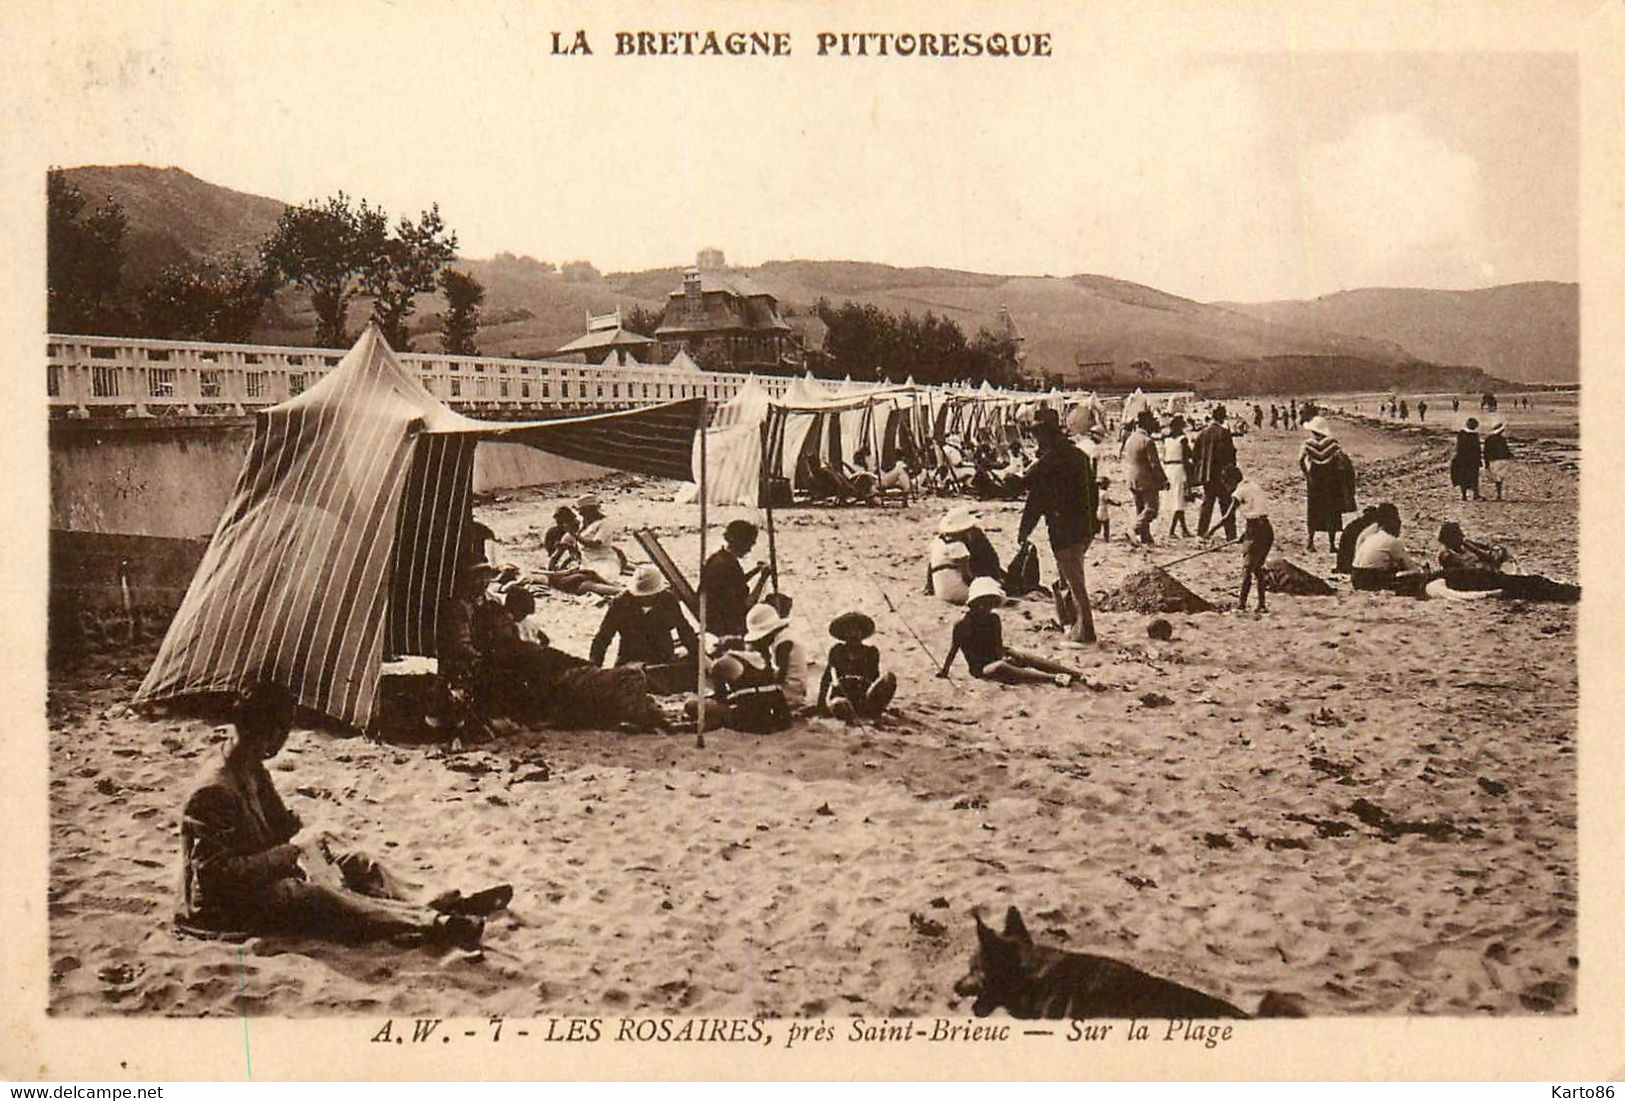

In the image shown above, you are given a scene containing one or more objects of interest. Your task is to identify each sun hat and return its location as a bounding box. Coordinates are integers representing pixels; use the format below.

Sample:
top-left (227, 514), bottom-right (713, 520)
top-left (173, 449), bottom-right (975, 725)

top-left (829, 611), bottom-right (876, 641)
top-left (575, 494), bottom-right (602, 511)
top-left (1489, 419), bottom-right (1506, 433)
top-left (938, 507), bottom-right (978, 535)
top-left (744, 603), bottom-right (790, 642)
top-left (967, 577), bottom-right (1006, 606)
top-left (629, 564), bottom-right (667, 598)
top-left (1302, 416), bottom-right (1332, 437)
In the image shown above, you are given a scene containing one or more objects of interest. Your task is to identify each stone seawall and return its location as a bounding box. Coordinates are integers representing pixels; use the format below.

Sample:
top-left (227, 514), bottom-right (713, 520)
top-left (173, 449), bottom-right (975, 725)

top-left (48, 418), bottom-right (614, 661)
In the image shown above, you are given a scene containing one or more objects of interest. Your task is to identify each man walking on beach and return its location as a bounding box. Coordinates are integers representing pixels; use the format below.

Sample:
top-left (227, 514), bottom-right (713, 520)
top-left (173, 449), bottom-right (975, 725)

top-left (1018, 411), bottom-right (1098, 645)
top-left (1123, 411), bottom-right (1165, 546)
top-left (1192, 405), bottom-right (1238, 540)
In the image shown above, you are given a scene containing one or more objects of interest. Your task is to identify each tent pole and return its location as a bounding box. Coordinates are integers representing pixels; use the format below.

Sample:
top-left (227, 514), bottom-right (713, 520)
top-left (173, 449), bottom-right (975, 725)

top-left (763, 410), bottom-right (782, 598)
top-left (696, 397), bottom-right (709, 749)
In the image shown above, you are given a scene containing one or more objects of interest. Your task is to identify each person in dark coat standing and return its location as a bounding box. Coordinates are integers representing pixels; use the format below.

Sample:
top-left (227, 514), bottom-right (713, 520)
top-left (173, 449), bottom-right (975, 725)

top-left (1017, 414), bottom-right (1098, 645)
top-left (1192, 406), bottom-right (1238, 540)
top-left (1297, 417), bottom-right (1356, 553)
top-left (1451, 417), bottom-right (1484, 501)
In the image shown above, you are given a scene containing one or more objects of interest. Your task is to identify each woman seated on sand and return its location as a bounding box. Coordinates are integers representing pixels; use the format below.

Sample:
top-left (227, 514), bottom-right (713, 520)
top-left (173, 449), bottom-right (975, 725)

top-left (938, 578), bottom-right (1083, 687)
top-left (177, 684), bottom-right (508, 948)
top-left (926, 508), bottom-right (1004, 603)
top-left (817, 611), bottom-right (898, 722)
top-left (1435, 522), bottom-right (1580, 603)
top-left (1349, 506), bottom-right (1429, 596)
top-left (542, 505), bottom-right (624, 598)
top-left (692, 603), bottom-right (810, 733)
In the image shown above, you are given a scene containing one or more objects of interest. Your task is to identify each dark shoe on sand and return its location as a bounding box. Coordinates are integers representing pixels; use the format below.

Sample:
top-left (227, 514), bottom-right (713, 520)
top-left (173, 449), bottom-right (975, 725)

top-left (431, 913), bottom-right (485, 950)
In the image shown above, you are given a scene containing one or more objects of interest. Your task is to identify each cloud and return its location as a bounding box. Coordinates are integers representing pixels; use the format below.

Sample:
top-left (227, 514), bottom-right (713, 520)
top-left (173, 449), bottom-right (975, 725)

top-left (1299, 112), bottom-right (1488, 291)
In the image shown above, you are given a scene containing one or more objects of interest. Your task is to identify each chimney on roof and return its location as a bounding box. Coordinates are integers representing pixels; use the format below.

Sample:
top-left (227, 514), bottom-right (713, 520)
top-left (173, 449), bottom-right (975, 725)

top-left (683, 266), bottom-right (704, 322)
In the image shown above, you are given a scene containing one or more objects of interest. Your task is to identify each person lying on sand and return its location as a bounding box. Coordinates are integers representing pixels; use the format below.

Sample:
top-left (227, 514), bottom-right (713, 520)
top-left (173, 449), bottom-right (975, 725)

top-left (441, 557), bottom-right (668, 731)
top-left (939, 578), bottom-right (1083, 687)
top-left (1435, 522), bottom-right (1580, 603)
top-left (818, 611), bottom-right (898, 722)
top-left (177, 684), bottom-right (507, 948)
top-left (589, 565), bottom-right (700, 694)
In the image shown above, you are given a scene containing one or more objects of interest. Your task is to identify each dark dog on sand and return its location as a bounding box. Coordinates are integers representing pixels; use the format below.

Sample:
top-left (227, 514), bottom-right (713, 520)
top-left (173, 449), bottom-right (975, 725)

top-left (955, 906), bottom-right (1307, 1019)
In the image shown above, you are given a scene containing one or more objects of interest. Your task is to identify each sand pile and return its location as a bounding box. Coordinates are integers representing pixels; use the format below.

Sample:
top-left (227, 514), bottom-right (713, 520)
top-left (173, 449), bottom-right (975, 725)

top-left (1096, 567), bottom-right (1215, 614)
top-left (1262, 557), bottom-right (1336, 596)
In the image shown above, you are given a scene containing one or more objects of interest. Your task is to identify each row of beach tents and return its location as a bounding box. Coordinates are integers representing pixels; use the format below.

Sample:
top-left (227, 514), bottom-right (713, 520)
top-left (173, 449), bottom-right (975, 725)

top-left (133, 326), bottom-right (1196, 730)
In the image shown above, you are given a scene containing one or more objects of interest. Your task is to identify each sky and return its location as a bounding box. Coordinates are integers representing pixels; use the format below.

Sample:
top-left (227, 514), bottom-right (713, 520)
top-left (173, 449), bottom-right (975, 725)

top-left (33, 2), bottom-right (1580, 303)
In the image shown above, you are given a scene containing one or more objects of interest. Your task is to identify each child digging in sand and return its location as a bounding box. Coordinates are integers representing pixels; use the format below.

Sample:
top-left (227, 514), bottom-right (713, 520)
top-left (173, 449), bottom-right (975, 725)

top-left (938, 578), bottom-right (1083, 687)
top-left (818, 611), bottom-right (898, 722)
top-left (1209, 464), bottom-right (1275, 614)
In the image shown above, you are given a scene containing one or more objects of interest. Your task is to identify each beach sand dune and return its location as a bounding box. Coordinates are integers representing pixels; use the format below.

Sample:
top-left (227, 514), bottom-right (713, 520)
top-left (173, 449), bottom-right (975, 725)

top-left (48, 417), bottom-right (1577, 1018)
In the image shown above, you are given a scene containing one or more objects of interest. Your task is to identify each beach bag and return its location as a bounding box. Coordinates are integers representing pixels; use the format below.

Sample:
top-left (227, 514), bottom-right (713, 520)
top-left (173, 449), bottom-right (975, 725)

top-left (763, 476), bottom-right (793, 508)
top-left (1005, 543), bottom-right (1042, 596)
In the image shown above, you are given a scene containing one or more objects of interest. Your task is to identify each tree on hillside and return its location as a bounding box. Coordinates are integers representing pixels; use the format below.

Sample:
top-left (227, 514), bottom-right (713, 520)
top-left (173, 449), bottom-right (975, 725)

top-left (622, 303), bottom-right (663, 337)
top-left (439, 267), bottom-right (484, 356)
top-left (561, 260), bottom-right (601, 283)
top-left (47, 171), bottom-right (130, 334)
top-left (1131, 358), bottom-right (1154, 382)
top-left (260, 192), bottom-right (388, 348)
top-left (362, 205), bottom-right (458, 351)
top-left (138, 253), bottom-right (277, 341)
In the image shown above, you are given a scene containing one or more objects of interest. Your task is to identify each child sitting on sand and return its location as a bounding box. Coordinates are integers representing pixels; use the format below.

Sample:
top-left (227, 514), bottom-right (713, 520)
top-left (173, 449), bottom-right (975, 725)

top-left (818, 611), bottom-right (898, 722)
top-left (938, 578), bottom-right (1083, 687)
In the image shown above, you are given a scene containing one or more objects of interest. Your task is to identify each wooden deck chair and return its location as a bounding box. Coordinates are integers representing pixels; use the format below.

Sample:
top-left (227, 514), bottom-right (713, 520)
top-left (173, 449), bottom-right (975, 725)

top-left (632, 529), bottom-right (700, 619)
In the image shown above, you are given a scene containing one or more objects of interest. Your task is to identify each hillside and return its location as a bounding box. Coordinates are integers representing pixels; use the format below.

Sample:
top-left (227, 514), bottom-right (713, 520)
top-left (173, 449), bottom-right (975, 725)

top-left (1218, 283), bottom-right (1578, 384)
top-left (52, 164), bottom-right (1565, 393)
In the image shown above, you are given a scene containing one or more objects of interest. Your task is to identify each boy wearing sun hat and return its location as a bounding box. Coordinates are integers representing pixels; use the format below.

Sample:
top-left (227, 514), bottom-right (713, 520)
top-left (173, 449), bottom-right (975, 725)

top-left (818, 611), bottom-right (898, 722)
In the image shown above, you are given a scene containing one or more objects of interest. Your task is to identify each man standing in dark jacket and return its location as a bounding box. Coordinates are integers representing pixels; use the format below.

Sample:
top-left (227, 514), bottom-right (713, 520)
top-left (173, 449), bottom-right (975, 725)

top-left (1192, 406), bottom-right (1239, 540)
top-left (1017, 414), bottom-right (1098, 644)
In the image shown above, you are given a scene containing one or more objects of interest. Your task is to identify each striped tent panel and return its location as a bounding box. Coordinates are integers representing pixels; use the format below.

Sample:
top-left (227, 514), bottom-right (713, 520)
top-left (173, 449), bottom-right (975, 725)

top-left (387, 434), bottom-right (477, 659)
top-left (136, 329), bottom-right (426, 728)
top-left (135, 327), bottom-right (708, 731)
top-left (482, 397), bottom-right (705, 482)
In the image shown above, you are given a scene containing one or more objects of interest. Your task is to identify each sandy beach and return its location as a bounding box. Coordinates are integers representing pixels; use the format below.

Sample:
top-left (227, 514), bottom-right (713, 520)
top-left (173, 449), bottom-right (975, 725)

top-left (47, 409), bottom-right (1579, 1018)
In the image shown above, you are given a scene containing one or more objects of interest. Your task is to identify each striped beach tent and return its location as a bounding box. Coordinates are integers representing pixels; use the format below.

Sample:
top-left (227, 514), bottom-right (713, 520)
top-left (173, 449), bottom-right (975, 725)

top-left (135, 325), bottom-right (705, 730)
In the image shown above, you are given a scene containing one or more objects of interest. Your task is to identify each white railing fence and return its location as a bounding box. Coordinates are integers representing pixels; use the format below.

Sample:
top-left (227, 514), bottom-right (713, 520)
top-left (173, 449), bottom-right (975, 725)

top-left (45, 333), bottom-right (1101, 421)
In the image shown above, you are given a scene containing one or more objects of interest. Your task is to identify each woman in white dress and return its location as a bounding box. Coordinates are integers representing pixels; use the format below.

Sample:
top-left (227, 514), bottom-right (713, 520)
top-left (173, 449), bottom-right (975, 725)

top-left (1159, 414), bottom-right (1192, 539)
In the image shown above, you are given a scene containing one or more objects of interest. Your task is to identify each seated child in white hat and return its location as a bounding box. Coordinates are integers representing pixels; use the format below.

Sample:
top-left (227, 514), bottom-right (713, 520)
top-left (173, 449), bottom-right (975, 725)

top-left (939, 578), bottom-right (1083, 687)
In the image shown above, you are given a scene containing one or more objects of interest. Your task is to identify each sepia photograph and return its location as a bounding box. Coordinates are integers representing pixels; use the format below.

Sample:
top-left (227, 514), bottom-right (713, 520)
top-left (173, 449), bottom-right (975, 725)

top-left (5, 0), bottom-right (1623, 1083)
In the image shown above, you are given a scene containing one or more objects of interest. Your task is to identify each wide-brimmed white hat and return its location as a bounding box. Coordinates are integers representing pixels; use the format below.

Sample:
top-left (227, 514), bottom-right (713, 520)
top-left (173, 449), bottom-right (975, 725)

top-left (1303, 416), bottom-right (1333, 437)
top-left (938, 507), bottom-right (978, 535)
top-left (629, 563), bottom-right (667, 598)
top-left (744, 603), bottom-right (790, 641)
top-left (1489, 419), bottom-right (1506, 433)
top-left (575, 494), bottom-right (602, 511)
top-left (967, 577), bottom-right (1006, 606)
